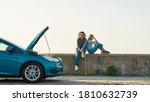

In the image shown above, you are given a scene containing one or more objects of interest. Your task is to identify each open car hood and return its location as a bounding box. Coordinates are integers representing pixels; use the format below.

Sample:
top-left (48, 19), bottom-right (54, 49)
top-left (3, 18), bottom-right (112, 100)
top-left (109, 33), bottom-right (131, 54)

top-left (26, 26), bottom-right (49, 51)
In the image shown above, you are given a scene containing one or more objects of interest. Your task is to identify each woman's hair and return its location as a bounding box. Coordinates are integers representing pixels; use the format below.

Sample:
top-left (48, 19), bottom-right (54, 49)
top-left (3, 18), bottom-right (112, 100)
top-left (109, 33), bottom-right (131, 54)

top-left (78, 31), bottom-right (86, 39)
top-left (88, 34), bottom-right (94, 40)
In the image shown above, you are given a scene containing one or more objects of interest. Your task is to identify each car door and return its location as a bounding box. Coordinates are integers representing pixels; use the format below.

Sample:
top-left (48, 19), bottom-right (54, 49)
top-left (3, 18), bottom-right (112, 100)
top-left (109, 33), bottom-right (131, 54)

top-left (0, 41), bottom-right (17, 75)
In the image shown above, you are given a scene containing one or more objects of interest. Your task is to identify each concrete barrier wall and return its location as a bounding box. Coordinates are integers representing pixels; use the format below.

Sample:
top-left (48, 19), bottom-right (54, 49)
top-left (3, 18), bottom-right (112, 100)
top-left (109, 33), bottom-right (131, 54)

top-left (44, 54), bottom-right (150, 76)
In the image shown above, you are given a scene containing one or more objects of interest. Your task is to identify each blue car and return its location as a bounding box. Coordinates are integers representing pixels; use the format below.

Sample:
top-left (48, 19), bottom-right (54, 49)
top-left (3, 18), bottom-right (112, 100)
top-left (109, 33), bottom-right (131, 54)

top-left (0, 26), bottom-right (63, 83)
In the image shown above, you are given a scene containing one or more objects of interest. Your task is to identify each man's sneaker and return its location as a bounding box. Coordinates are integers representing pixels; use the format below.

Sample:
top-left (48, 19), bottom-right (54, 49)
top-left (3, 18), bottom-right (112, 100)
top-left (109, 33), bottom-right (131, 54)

top-left (74, 65), bottom-right (79, 70)
top-left (81, 52), bottom-right (85, 58)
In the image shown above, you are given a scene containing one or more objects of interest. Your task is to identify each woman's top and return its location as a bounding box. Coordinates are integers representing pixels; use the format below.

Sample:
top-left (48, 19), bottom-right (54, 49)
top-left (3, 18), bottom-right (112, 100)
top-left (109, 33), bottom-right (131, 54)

top-left (77, 38), bottom-right (87, 50)
top-left (87, 40), bottom-right (93, 50)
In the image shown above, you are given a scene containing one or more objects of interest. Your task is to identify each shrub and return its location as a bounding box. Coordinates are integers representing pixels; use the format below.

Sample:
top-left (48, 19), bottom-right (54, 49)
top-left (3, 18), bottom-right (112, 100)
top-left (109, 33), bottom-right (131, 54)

top-left (95, 68), bottom-right (102, 75)
top-left (107, 65), bottom-right (118, 76)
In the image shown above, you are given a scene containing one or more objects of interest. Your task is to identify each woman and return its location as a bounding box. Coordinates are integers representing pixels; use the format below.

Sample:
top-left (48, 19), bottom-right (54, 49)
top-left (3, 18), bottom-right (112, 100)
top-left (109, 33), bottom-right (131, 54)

top-left (74, 31), bottom-right (87, 70)
top-left (87, 34), bottom-right (110, 54)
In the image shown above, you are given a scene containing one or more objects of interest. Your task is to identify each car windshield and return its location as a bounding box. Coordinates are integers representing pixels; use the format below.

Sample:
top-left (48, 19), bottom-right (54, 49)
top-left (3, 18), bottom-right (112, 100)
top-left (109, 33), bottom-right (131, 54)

top-left (0, 42), bottom-right (8, 51)
top-left (0, 37), bottom-right (26, 50)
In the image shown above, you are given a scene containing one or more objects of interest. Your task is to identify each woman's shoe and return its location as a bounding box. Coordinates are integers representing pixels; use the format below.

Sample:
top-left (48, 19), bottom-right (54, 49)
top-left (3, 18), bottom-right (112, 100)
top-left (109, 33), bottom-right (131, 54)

top-left (105, 51), bottom-right (110, 53)
top-left (102, 50), bottom-right (110, 54)
top-left (81, 53), bottom-right (85, 58)
top-left (74, 65), bottom-right (79, 70)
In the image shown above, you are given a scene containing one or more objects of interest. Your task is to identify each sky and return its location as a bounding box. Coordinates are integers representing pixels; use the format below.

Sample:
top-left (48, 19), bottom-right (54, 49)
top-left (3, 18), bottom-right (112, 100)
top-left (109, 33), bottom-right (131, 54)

top-left (0, 0), bottom-right (150, 54)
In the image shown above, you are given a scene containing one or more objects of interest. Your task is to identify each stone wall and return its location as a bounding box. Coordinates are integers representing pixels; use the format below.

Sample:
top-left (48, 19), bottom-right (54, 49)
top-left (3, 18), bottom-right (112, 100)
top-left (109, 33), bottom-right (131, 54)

top-left (44, 54), bottom-right (150, 76)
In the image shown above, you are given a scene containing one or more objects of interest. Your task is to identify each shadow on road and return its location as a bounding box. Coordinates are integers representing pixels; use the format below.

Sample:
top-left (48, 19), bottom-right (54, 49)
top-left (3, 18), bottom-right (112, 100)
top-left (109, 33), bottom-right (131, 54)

top-left (0, 78), bottom-right (87, 85)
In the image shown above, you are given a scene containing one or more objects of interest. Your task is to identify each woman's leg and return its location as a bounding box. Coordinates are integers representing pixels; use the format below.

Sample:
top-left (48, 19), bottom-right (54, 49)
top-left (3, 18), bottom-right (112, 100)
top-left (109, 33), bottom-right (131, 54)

top-left (99, 48), bottom-right (105, 53)
top-left (89, 42), bottom-right (103, 54)
top-left (75, 48), bottom-right (80, 68)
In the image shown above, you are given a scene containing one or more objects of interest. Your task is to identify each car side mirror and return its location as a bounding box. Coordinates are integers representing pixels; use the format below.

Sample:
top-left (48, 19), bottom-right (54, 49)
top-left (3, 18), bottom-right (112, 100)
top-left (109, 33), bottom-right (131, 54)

top-left (6, 46), bottom-right (14, 53)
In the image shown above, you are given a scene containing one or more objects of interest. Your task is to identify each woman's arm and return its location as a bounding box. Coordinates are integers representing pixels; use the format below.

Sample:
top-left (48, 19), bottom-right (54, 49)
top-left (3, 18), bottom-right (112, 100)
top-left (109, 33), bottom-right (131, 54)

top-left (77, 39), bottom-right (86, 52)
top-left (93, 36), bottom-right (98, 42)
top-left (90, 35), bottom-right (98, 44)
top-left (81, 39), bottom-right (87, 52)
top-left (92, 41), bottom-right (97, 44)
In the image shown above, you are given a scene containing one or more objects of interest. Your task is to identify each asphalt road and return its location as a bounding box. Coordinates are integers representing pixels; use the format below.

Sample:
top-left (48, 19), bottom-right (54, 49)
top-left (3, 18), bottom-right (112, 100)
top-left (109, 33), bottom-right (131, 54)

top-left (0, 76), bottom-right (150, 85)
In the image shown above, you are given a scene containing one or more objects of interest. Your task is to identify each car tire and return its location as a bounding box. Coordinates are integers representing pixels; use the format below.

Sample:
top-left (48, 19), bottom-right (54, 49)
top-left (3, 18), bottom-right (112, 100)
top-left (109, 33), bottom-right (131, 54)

top-left (21, 62), bottom-right (44, 83)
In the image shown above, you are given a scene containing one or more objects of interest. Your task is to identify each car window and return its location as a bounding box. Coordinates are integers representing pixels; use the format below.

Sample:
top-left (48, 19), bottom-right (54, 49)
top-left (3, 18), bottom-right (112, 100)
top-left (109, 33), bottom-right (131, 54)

top-left (0, 42), bottom-right (9, 51)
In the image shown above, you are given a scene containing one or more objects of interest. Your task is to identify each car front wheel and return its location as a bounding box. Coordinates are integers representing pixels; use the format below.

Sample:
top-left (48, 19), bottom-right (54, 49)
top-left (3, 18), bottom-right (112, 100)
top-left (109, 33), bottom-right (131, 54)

top-left (21, 62), bottom-right (44, 83)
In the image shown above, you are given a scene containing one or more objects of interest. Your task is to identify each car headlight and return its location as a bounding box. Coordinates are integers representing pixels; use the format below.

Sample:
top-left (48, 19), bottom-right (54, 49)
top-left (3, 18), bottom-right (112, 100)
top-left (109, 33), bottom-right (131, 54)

top-left (43, 56), bottom-right (60, 62)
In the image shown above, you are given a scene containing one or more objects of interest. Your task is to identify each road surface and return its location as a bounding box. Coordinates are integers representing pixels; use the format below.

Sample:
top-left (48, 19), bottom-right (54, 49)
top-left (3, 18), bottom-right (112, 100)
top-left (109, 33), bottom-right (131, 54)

top-left (0, 76), bottom-right (150, 85)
